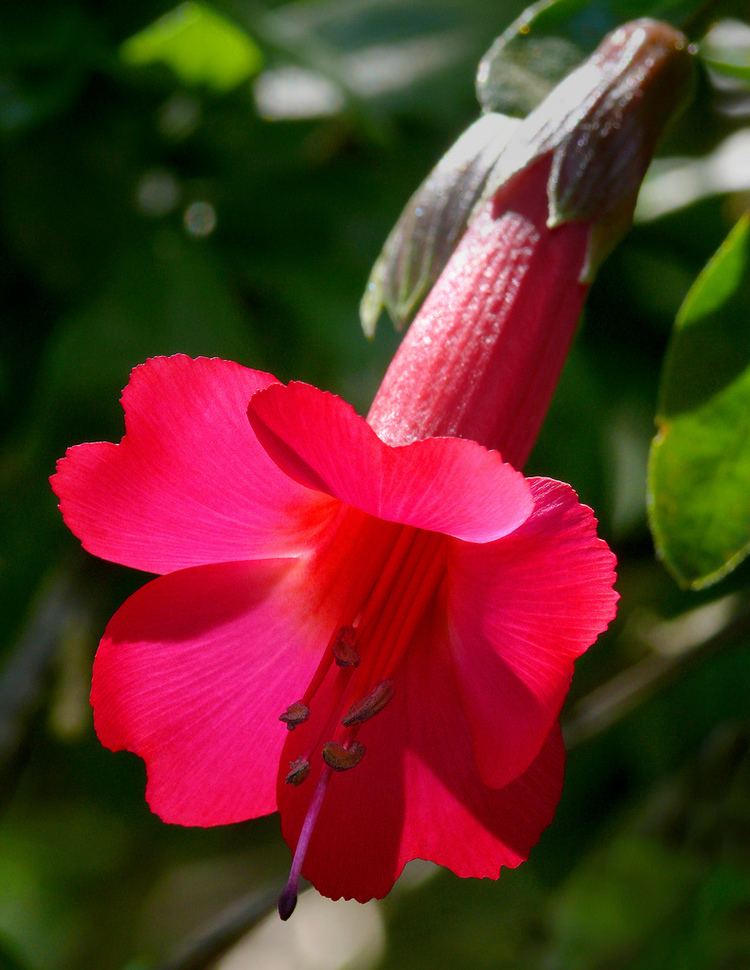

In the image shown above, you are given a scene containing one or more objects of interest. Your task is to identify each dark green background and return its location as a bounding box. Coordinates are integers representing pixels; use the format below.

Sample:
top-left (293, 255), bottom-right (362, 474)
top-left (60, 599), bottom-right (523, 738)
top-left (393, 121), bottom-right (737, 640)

top-left (1, 2), bottom-right (749, 968)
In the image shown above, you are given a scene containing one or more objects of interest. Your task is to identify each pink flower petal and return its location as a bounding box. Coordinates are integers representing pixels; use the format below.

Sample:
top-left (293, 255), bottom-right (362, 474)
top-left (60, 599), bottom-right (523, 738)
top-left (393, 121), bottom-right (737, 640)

top-left (52, 356), bottom-right (334, 575)
top-left (277, 616), bottom-right (564, 902)
top-left (248, 382), bottom-right (532, 543)
top-left (92, 558), bottom-right (338, 825)
top-left (447, 477), bottom-right (618, 789)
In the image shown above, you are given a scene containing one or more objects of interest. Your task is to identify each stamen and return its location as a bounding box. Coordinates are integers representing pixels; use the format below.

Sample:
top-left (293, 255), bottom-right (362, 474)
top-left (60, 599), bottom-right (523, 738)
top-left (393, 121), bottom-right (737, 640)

top-left (285, 757), bottom-right (311, 786)
top-left (278, 772), bottom-right (329, 920)
top-left (342, 680), bottom-right (394, 726)
top-left (354, 532), bottom-right (445, 688)
top-left (333, 625), bottom-right (360, 667)
top-left (322, 740), bottom-right (366, 771)
top-left (279, 700), bottom-right (310, 730)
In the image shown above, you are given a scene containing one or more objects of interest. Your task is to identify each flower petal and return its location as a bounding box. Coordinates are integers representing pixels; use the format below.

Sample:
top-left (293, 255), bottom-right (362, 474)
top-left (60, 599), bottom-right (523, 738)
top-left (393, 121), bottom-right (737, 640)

top-left (52, 356), bottom-right (334, 574)
top-left (248, 382), bottom-right (532, 543)
top-left (447, 477), bottom-right (617, 789)
top-left (92, 558), bottom-right (337, 825)
top-left (277, 614), bottom-right (564, 902)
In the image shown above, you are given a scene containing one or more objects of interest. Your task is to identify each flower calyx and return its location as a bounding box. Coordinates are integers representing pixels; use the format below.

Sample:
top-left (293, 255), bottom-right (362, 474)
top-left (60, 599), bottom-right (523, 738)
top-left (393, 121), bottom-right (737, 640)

top-left (360, 18), bottom-right (694, 335)
top-left (486, 19), bottom-right (694, 280)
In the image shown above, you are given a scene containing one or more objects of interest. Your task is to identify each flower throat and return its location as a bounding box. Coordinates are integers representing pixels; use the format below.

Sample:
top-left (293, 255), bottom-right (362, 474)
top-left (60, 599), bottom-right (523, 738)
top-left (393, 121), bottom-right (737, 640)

top-left (276, 515), bottom-right (445, 918)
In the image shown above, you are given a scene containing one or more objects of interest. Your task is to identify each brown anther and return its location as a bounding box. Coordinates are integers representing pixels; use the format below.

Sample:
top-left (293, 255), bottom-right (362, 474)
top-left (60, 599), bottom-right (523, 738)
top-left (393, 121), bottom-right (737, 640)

top-left (285, 757), bottom-right (311, 786)
top-left (342, 680), bottom-right (395, 727)
top-left (333, 625), bottom-right (360, 667)
top-left (322, 740), bottom-right (366, 772)
top-left (279, 701), bottom-right (310, 730)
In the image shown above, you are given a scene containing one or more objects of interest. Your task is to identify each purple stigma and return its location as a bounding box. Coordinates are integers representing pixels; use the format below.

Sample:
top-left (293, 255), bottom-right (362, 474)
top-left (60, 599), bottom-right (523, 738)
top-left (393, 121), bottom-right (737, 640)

top-left (277, 884), bottom-right (298, 921)
top-left (276, 771), bottom-right (329, 920)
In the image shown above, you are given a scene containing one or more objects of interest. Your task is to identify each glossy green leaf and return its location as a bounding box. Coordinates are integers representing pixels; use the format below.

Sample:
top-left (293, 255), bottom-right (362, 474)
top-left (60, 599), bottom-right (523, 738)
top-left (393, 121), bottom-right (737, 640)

top-left (649, 213), bottom-right (750, 588)
top-left (120, 1), bottom-right (262, 91)
top-left (476, 0), bottom-right (698, 116)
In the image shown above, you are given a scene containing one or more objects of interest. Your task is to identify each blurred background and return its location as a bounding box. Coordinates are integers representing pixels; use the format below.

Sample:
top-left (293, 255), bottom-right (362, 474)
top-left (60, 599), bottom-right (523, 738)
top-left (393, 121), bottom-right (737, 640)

top-left (1, 1), bottom-right (749, 968)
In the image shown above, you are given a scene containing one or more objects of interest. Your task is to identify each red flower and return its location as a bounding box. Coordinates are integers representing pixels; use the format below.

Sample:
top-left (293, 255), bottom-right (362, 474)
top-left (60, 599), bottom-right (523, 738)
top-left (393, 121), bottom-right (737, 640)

top-left (46, 16), bottom-right (701, 918)
top-left (51, 347), bottom-right (616, 911)
top-left (52, 18), bottom-right (704, 911)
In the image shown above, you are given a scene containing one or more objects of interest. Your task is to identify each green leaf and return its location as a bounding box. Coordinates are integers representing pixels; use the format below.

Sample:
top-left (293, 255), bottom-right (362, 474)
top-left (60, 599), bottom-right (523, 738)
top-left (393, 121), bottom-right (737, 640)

top-left (648, 213), bottom-right (750, 588)
top-left (636, 131), bottom-right (750, 223)
top-left (120, 1), bottom-right (262, 92)
top-left (701, 18), bottom-right (750, 83)
top-left (476, 0), bottom-right (699, 116)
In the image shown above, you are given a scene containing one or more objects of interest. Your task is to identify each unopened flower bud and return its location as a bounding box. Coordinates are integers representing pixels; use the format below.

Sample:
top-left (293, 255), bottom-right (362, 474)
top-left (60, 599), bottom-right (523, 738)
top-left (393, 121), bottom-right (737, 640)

top-left (362, 18), bottom-right (694, 337)
top-left (367, 19), bottom-right (693, 465)
top-left (504, 19), bottom-right (695, 277)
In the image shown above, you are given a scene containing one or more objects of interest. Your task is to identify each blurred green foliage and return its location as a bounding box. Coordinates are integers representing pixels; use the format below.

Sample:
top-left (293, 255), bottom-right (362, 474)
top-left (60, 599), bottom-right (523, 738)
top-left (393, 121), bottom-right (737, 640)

top-left (121, 3), bottom-right (263, 92)
top-left (0, 1), bottom-right (749, 968)
top-left (475, 0), bottom-right (698, 116)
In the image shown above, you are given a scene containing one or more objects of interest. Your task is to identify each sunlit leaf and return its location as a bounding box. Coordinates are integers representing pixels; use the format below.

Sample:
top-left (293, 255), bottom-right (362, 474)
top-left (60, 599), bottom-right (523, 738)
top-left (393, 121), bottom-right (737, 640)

top-left (120, 1), bottom-right (262, 91)
top-left (649, 213), bottom-right (750, 588)
top-left (253, 65), bottom-right (346, 120)
top-left (701, 18), bottom-right (750, 83)
top-left (476, 0), bottom-right (698, 117)
top-left (636, 130), bottom-right (750, 222)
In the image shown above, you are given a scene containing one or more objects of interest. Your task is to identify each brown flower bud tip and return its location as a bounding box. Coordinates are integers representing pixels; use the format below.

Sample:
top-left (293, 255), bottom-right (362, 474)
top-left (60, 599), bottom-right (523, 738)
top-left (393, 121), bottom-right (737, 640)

top-left (548, 19), bottom-right (694, 232)
top-left (285, 757), bottom-right (311, 786)
top-left (342, 680), bottom-right (395, 726)
top-left (279, 700), bottom-right (310, 730)
top-left (474, 18), bottom-right (695, 282)
top-left (333, 625), bottom-right (360, 667)
top-left (322, 740), bottom-right (366, 772)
